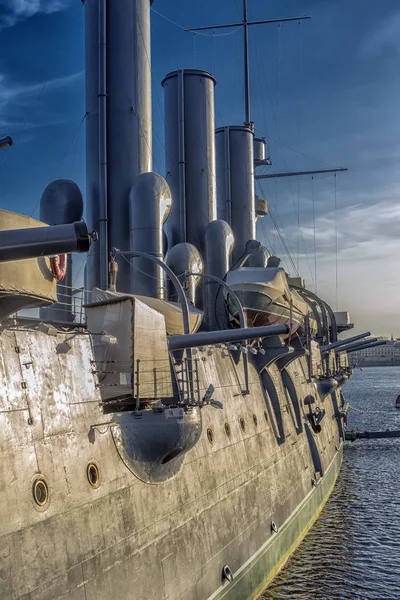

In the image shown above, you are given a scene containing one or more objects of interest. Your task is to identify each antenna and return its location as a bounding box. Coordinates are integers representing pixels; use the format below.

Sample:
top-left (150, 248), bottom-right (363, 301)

top-left (186, 4), bottom-right (310, 129)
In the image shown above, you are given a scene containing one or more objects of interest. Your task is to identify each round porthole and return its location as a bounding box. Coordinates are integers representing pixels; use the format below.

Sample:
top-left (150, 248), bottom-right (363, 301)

top-left (264, 411), bottom-right (269, 423)
top-left (271, 520), bottom-right (278, 533)
top-left (207, 427), bottom-right (214, 445)
top-left (87, 462), bottom-right (100, 488)
top-left (224, 422), bottom-right (231, 438)
top-left (222, 564), bottom-right (233, 582)
top-left (32, 478), bottom-right (48, 506)
top-left (239, 417), bottom-right (246, 432)
top-left (253, 414), bottom-right (258, 427)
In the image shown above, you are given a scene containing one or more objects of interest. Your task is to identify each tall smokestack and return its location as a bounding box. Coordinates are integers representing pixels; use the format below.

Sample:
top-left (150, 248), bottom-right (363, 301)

top-left (162, 69), bottom-right (217, 255)
top-left (216, 126), bottom-right (255, 264)
top-left (85, 0), bottom-right (152, 293)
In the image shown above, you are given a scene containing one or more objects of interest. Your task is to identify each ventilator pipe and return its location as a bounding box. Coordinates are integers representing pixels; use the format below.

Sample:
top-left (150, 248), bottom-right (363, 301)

top-left (203, 219), bottom-right (234, 330)
top-left (112, 248), bottom-right (190, 335)
top-left (129, 173), bottom-right (172, 298)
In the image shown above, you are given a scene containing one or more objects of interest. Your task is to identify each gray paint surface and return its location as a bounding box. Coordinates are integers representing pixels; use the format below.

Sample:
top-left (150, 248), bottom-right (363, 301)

top-left (0, 324), bottom-right (346, 600)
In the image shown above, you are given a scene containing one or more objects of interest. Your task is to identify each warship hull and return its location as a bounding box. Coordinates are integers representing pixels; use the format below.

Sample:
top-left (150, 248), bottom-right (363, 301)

top-left (0, 326), bottom-right (345, 600)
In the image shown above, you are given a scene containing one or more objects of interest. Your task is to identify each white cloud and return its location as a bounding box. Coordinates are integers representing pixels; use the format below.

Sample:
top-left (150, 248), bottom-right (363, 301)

top-left (0, 0), bottom-right (71, 28)
top-left (0, 70), bottom-right (83, 131)
top-left (0, 70), bottom-right (83, 104)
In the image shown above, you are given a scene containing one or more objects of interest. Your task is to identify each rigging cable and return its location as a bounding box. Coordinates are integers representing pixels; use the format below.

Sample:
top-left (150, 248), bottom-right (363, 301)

top-left (252, 28), bottom-right (315, 286)
top-left (193, 32), bottom-right (197, 68)
top-left (291, 0), bottom-right (308, 16)
top-left (277, 24), bottom-right (281, 140)
top-left (151, 8), bottom-right (243, 37)
top-left (213, 29), bottom-right (217, 76)
top-left (30, 112), bottom-right (87, 217)
top-left (312, 176), bottom-right (317, 294)
top-left (296, 22), bottom-right (303, 270)
top-left (253, 27), bottom-right (298, 273)
top-left (68, 119), bottom-right (84, 179)
top-left (334, 173), bottom-right (339, 311)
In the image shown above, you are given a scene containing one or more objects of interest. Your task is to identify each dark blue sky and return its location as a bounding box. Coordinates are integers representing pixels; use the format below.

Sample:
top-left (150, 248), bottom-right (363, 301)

top-left (0, 0), bottom-right (399, 335)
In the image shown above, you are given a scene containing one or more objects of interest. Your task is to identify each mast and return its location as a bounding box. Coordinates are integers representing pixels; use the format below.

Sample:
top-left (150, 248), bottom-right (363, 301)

top-left (243, 0), bottom-right (251, 128)
top-left (187, 12), bottom-right (310, 129)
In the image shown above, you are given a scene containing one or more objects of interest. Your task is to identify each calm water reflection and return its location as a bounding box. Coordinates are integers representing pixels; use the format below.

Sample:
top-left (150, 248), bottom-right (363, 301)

top-left (260, 367), bottom-right (400, 600)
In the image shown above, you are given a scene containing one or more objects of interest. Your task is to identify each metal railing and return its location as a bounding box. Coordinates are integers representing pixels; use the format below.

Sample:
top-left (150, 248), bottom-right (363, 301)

top-left (16, 283), bottom-right (90, 326)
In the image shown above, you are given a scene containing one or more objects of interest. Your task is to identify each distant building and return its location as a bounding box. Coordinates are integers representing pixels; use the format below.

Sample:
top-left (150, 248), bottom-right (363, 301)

top-left (349, 339), bottom-right (400, 367)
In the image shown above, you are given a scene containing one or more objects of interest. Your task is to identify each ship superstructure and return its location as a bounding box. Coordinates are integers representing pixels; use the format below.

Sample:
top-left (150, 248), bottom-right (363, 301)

top-left (0, 2), bottom-right (379, 599)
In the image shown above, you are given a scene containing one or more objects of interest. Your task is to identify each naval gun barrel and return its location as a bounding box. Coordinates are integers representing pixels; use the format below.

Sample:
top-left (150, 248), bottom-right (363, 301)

top-left (346, 429), bottom-right (400, 441)
top-left (0, 221), bottom-right (93, 263)
top-left (344, 340), bottom-right (387, 354)
top-left (168, 324), bottom-right (289, 351)
top-left (320, 331), bottom-right (371, 352)
top-left (334, 337), bottom-right (377, 353)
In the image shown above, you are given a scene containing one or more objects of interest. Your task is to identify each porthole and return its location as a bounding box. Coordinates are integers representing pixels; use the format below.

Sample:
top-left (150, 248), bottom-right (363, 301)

top-left (264, 411), bottom-right (269, 423)
top-left (32, 478), bottom-right (48, 506)
top-left (253, 414), bottom-right (258, 427)
top-left (207, 427), bottom-right (214, 445)
top-left (87, 462), bottom-right (100, 488)
top-left (239, 417), bottom-right (246, 432)
top-left (224, 422), bottom-right (231, 438)
top-left (222, 564), bottom-right (234, 582)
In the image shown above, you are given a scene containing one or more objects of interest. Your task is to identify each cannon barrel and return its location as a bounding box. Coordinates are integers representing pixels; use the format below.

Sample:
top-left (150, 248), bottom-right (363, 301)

top-left (0, 221), bottom-right (92, 263)
top-left (344, 340), bottom-right (387, 354)
top-left (334, 337), bottom-right (377, 353)
top-left (320, 331), bottom-right (370, 352)
top-left (168, 324), bottom-right (289, 351)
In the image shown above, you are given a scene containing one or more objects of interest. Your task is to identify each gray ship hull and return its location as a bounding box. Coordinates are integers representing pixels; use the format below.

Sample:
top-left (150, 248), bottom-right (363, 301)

top-left (0, 326), bottom-right (345, 600)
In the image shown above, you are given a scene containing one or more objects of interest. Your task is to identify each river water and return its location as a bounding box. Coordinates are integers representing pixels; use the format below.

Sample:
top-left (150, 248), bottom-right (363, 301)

top-left (260, 366), bottom-right (400, 600)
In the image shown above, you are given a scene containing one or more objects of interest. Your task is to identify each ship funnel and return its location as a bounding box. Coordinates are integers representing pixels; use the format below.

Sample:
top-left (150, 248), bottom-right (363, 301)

top-left (85, 0), bottom-right (152, 293)
top-left (204, 220), bottom-right (234, 330)
top-left (129, 173), bottom-right (172, 299)
top-left (162, 69), bottom-right (217, 253)
top-left (165, 243), bottom-right (203, 305)
top-left (216, 126), bottom-right (256, 263)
